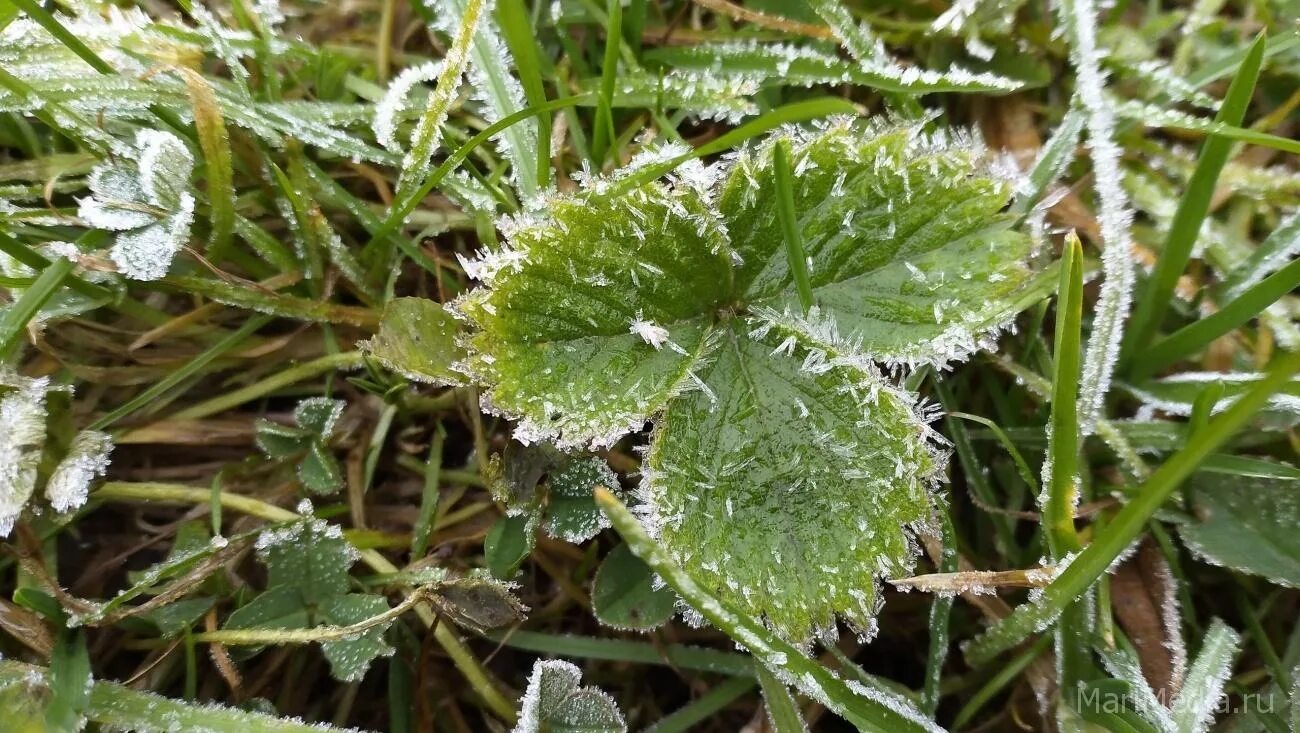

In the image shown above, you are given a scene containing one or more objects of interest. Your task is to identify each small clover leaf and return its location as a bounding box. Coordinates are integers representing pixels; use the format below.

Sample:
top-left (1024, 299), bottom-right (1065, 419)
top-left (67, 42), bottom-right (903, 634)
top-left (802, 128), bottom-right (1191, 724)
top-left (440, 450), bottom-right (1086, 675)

top-left (254, 398), bottom-right (345, 495)
top-left (512, 659), bottom-right (627, 733)
top-left (543, 456), bottom-right (619, 544)
top-left (454, 119), bottom-right (1052, 642)
top-left (77, 130), bottom-right (196, 281)
top-left (226, 516), bottom-right (394, 682)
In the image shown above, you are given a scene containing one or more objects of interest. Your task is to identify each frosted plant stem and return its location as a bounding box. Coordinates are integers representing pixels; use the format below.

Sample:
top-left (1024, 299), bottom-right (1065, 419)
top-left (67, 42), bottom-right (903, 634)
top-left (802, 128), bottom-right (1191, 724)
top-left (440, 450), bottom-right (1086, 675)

top-left (93, 481), bottom-right (519, 724)
top-left (1057, 0), bottom-right (1136, 434)
top-left (397, 0), bottom-right (487, 198)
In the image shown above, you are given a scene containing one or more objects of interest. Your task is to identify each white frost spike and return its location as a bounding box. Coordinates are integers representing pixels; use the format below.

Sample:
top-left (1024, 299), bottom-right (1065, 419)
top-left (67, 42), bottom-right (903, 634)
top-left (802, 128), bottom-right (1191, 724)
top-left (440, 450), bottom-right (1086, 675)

top-left (45, 430), bottom-right (113, 513)
top-left (933, 0), bottom-right (984, 32)
top-left (1059, 0), bottom-right (1137, 434)
top-left (630, 316), bottom-right (670, 350)
top-left (373, 61), bottom-right (442, 154)
top-left (0, 374), bottom-right (49, 536)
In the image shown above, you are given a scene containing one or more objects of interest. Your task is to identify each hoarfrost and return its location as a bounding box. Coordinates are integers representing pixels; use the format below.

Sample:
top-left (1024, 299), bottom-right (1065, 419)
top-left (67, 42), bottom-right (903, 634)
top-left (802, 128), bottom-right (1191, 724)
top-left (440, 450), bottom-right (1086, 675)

top-left (373, 60), bottom-right (442, 153)
top-left (1060, 0), bottom-right (1138, 434)
top-left (45, 430), bottom-right (114, 513)
top-left (0, 373), bottom-right (49, 536)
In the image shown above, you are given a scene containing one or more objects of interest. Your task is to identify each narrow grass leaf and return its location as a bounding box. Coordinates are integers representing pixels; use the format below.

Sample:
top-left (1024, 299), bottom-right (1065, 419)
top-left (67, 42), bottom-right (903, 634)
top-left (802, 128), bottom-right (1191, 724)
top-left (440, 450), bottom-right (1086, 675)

top-left (1124, 34), bottom-right (1266, 367)
top-left (965, 348), bottom-right (1300, 667)
top-left (1133, 255), bottom-right (1300, 381)
top-left (756, 663), bottom-right (808, 733)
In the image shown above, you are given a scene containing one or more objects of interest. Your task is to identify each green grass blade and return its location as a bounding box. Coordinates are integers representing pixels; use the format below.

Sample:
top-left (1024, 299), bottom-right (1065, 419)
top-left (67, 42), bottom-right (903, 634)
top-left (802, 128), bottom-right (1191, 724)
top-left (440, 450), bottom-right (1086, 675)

top-left (496, 0), bottom-right (552, 189)
top-left (485, 629), bottom-right (755, 676)
top-left (756, 664), bottom-right (806, 732)
top-left (646, 676), bottom-right (756, 733)
top-left (773, 139), bottom-right (814, 314)
top-left (596, 488), bottom-right (938, 733)
top-left (590, 0), bottom-right (622, 165)
top-left (1011, 108), bottom-right (1085, 218)
top-left (0, 253), bottom-right (74, 360)
top-left (951, 634), bottom-right (1051, 729)
top-left (965, 347), bottom-right (1300, 667)
top-left (398, 0), bottom-right (485, 198)
top-left (1114, 100), bottom-right (1300, 155)
top-left (1123, 34), bottom-right (1266, 368)
top-left (88, 315), bottom-right (272, 431)
top-left (922, 507), bottom-right (957, 718)
top-left (1046, 233), bottom-right (1085, 559)
top-left (1131, 254), bottom-right (1300, 381)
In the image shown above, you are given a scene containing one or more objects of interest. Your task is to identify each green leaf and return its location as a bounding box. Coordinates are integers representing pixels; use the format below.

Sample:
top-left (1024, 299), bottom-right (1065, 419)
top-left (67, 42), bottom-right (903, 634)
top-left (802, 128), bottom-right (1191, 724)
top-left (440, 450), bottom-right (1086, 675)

top-left (225, 586), bottom-right (311, 634)
top-left (1179, 474), bottom-right (1300, 589)
top-left (44, 631), bottom-right (91, 733)
top-left (592, 542), bottom-right (676, 631)
top-left (644, 325), bottom-right (939, 640)
top-left (298, 441), bottom-right (344, 495)
top-left (294, 397), bottom-right (345, 437)
top-left (544, 457), bottom-right (619, 543)
top-left (455, 119), bottom-right (1046, 642)
top-left (140, 596), bottom-right (217, 637)
top-left (1172, 620), bottom-right (1241, 733)
top-left (258, 518), bottom-right (359, 604)
top-left (485, 512), bottom-right (537, 580)
top-left (362, 298), bottom-right (466, 385)
top-left (254, 421), bottom-right (309, 458)
top-left (514, 659), bottom-right (626, 733)
top-left (318, 594), bottom-right (395, 682)
top-left (719, 122), bottom-right (1045, 368)
top-left (456, 177), bottom-right (732, 449)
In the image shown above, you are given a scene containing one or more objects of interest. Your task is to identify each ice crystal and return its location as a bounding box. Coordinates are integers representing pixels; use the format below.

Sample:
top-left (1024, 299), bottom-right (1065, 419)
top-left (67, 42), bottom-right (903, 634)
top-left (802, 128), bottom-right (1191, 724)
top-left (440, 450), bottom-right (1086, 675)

top-left (77, 129), bottom-right (196, 281)
top-left (1059, 0), bottom-right (1137, 434)
top-left (373, 61), bottom-right (442, 154)
top-left (45, 430), bottom-right (113, 513)
top-left (0, 373), bottom-right (48, 536)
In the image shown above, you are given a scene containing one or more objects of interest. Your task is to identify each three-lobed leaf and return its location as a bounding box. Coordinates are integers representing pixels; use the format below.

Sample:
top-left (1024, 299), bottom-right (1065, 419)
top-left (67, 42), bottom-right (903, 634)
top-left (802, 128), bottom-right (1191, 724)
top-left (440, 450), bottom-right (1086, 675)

top-left (450, 119), bottom-right (1049, 642)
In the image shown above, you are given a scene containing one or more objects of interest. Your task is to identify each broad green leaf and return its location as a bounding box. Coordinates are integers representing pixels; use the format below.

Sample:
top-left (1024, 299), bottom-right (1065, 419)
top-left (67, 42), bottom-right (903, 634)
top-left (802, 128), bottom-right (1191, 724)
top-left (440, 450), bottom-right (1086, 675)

top-left (485, 513), bottom-right (537, 580)
top-left (455, 178), bottom-right (732, 449)
top-left (591, 542), bottom-right (676, 631)
top-left (644, 325), bottom-right (939, 640)
top-left (1180, 474), bottom-right (1300, 588)
top-left (544, 456), bottom-right (618, 543)
top-left (512, 659), bottom-right (626, 733)
top-left (363, 298), bottom-right (465, 385)
top-left (225, 586), bottom-right (311, 633)
top-left (299, 441), bottom-right (344, 495)
top-left (456, 120), bottom-right (1045, 642)
top-left (294, 397), bottom-right (344, 437)
top-left (318, 594), bottom-right (395, 682)
top-left (720, 122), bottom-right (1046, 368)
top-left (257, 518), bottom-right (359, 604)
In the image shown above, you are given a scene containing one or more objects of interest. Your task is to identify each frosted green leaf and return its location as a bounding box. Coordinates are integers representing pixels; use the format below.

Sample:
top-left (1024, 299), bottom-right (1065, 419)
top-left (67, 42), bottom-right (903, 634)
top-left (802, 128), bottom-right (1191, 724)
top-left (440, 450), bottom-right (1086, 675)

top-left (362, 298), bottom-right (465, 385)
top-left (454, 178), bottom-right (733, 449)
top-left (719, 121), bottom-right (1046, 368)
top-left (458, 119), bottom-right (1046, 642)
top-left (255, 517), bottom-right (358, 605)
top-left (45, 430), bottom-right (113, 514)
top-left (317, 594), bottom-right (394, 682)
top-left (642, 326), bottom-right (940, 641)
top-left (544, 456), bottom-right (619, 543)
top-left (294, 398), bottom-right (344, 437)
top-left (592, 542), bottom-right (676, 631)
top-left (428, 574), bottom-right (526, 633)
top-left (512, 659), bottom-right (626, 733)
top-left (1180, 474), bottom-right (1300, 589)
top-left (0, 373), bottom-right (49, 537)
